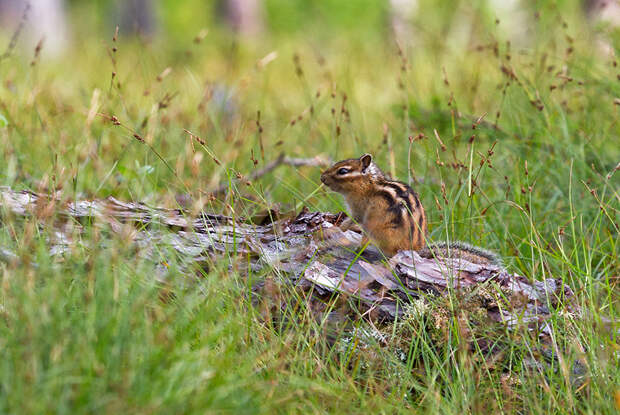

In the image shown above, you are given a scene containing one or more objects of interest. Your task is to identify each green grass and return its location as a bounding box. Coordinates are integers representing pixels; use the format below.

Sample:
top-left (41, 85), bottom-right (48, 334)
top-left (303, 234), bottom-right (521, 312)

top-left (0, 0), bottom-right (618, 413)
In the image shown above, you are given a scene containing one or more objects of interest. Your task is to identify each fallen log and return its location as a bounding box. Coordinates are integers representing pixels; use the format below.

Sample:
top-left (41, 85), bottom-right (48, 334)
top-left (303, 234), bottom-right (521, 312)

top-left (0, 187), bottom-right (577, 337)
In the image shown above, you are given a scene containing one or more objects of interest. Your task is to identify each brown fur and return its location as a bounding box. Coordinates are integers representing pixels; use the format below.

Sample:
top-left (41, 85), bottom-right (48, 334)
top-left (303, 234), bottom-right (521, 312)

top-left (321, 154), bottom-right (502, 264)
top-left (321, 154), bottom-right (427, 256)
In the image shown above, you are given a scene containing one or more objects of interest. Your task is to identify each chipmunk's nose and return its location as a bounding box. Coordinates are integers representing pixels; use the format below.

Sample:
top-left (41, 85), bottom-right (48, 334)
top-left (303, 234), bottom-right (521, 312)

top-left (320, 172), bottom-right (327, 184)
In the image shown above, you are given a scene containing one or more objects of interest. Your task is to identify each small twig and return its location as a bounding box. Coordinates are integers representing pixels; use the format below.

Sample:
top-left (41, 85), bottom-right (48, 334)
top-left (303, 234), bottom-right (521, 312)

top-left (281, 155), bottom-right (330, 168)
top-left (208, 153), bottom-right (330, 196)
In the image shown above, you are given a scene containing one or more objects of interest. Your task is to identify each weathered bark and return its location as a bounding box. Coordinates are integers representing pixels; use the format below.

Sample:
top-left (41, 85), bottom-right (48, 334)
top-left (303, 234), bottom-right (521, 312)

top-left (0, 187), bottom-right (576, 335)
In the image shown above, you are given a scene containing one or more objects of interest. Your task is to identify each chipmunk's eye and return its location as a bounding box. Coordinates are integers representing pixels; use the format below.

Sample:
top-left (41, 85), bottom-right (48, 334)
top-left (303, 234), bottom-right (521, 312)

top-left (337, 168), bottom-right (350, 175)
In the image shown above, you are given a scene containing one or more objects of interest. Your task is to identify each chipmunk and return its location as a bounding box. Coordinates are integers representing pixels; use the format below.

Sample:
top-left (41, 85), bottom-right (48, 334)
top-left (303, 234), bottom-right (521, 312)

top-left (320, 154), bottom-right (502, 266)
top-left (320, 153), bottom-right (426, 256)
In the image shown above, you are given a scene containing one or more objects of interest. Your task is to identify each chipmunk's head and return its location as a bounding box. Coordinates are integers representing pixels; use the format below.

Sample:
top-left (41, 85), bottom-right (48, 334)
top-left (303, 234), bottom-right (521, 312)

top-left (320, 154), bottom-right (381, 194)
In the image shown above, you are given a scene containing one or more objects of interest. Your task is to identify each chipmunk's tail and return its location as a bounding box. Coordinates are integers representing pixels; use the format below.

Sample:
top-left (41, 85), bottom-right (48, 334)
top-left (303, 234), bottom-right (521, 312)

top-left (419, 241), bottom-right (503, 267)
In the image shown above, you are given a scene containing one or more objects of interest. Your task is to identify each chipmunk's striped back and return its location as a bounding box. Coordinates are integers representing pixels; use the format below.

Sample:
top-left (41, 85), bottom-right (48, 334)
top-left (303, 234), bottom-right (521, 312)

top-left (371, 178), bottom-right (427, 250)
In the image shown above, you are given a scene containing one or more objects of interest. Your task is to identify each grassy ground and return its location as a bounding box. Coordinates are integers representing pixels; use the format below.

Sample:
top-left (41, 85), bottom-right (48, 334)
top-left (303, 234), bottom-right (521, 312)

top-left (0, 1), bottom-right (618, 413)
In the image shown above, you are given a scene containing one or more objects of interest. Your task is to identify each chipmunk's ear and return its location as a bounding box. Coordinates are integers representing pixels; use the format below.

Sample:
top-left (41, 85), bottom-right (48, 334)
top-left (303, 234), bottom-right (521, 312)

top-left (359, 154), bottom-right (373, 170)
